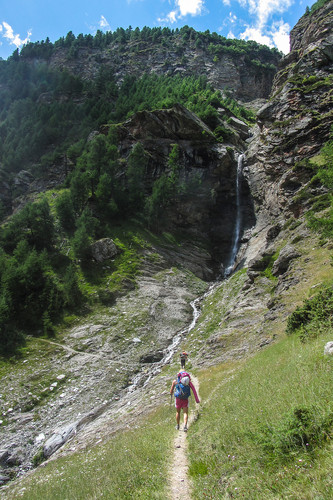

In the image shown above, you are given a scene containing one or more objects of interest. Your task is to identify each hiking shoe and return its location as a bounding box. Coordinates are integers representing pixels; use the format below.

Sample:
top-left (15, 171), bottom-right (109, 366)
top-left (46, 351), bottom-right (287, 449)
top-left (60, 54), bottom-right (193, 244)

top-left (184, 425), bottom-right (188, 432)
top-left (176, 424), bottom-right (180, 430)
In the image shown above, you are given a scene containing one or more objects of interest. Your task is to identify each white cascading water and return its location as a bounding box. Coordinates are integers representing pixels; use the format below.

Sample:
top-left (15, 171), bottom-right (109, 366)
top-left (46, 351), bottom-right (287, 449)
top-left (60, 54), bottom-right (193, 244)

top-left (224, 153), bottom-right (244, 277)
top-left (129, 283), bottom-right (220, 390)
top-left (130, 297), bottom-right (202, 389)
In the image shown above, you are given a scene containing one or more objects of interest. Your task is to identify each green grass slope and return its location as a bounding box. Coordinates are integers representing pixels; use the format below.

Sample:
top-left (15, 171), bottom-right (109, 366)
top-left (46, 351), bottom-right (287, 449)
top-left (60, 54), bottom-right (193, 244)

top-left (2, 406), bottom-right (174, 500)
top-left (3, 230), bottom-right (332, 500)
top-left (189, 330), bottom-right (333, 499)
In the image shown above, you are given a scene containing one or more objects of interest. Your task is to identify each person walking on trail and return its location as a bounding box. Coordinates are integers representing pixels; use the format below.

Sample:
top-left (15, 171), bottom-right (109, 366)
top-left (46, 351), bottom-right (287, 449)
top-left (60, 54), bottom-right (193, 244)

top-left (170, 371), bottom-right (200, 432)
top-left (179, 351), bottom-right (188, 369)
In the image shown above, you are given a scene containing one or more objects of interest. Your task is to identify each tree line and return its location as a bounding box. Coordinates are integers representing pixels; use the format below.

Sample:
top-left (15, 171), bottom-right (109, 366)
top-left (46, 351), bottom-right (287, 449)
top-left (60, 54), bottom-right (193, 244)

top-left (15, 25), bottom-right (281, 63)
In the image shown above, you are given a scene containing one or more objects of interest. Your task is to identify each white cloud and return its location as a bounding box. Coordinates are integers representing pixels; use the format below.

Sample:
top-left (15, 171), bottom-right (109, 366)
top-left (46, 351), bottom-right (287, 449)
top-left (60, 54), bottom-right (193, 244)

top-left (223, 0), bottom-right (231, 5)
top-left (1, 22), bottom-right (31, 49)
top-left (238, 0), bottom-right (248, 8)
top-left (159, 0), bottom-right (205, 24)
top-left (240, 26), bottom-right (273, 46)
top-left (229, 12), bottom-right (237, 23)
top-left (99, 15), bottom-right (110, 31)
top-left (270, 20), bottom-right (290, 53)
top-left (168, 11), bottom-right (178, 23)
top-left (240, 21), bottom-right (290, 53)
top-left (232, 0), bottom-right (292, 53)
top-left (246, 0), bottom-right (293, 29)
top-left (176, 0), bottom-right (204, 16)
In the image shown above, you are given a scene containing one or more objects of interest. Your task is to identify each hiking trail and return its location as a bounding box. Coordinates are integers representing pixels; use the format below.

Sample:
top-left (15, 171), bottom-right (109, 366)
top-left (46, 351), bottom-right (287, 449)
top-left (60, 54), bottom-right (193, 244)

top-left (168, 375), bottom-right (200, 500)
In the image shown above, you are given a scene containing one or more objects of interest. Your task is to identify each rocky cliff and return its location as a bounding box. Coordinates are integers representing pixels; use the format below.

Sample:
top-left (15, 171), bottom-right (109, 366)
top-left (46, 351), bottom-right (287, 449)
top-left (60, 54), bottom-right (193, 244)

top-left (46, 34), bottom-right (279, 102)
top-left (242, 0), bottom-right (333, 265)
top-left (183, 0), bottom-right (333, 368)
top-left (112, 104), bottom-right (255, 275)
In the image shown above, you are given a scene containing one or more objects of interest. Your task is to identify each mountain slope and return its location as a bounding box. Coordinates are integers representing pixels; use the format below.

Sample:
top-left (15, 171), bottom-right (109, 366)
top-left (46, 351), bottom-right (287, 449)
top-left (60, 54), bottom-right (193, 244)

top-left (0, 1), bottom-right (333, 496)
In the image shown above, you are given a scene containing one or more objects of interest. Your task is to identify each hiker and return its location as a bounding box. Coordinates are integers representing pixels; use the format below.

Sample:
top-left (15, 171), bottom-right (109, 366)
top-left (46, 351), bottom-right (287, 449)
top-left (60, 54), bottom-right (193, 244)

top-left (170, 371), bottom-right (200, 432)
top-left (179, 351), bottom-right (188, 369)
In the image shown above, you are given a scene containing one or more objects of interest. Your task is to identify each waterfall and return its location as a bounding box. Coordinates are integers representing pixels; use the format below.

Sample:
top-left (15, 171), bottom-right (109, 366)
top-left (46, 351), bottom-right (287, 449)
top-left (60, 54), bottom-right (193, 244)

top-left (224, 153), bottom-right (244, 277)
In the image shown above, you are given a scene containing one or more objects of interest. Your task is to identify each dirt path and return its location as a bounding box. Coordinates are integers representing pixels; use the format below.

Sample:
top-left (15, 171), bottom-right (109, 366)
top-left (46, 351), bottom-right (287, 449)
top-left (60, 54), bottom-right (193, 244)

top-left (168, 375), bottom-right (200, 500)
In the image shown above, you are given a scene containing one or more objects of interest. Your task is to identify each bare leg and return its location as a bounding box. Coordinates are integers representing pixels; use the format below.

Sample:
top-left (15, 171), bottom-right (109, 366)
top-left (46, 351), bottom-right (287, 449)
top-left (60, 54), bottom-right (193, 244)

top-left (176, 409), bottom-right (181, 426)
top-left (183, 407), bottom-right (188, 426)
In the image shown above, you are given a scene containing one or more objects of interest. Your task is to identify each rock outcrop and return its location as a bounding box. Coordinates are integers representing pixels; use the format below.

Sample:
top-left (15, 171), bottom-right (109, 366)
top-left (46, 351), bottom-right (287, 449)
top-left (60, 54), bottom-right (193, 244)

top-left (271, 245), bottom-right (300, 276)
top-left (324, 342), bottom-right (333, 356)
top-left (46, 36), bottom-right (280, 102)
top-left (243, 0), bottom-right (333, 264)
top-left (90, 238), bottom-right (119, 263)
top-left (113, 104), bottom-right (255, 274)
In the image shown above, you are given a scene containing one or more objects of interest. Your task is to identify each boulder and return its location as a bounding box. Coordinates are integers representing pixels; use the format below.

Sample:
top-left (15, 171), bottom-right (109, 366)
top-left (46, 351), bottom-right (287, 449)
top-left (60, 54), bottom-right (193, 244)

top-left (247, 250), bottom-right (275, 272)
top-left (0, 449), bottom-right (9, 465)
top-left (5, 451), bottom-right (22, 466)
top-left (228, 117), bottom-right (249, 139)
top-left (272, 245), bottom-right (300, 276)
top-left (324, 342), bottom-right (333, 356)
top-left (90, 238), bottom-right (119, 263)
top-left (43, 422), bottom-right (78, 458)
top-left (266, 224), bottom-right (281, 243)
top-left (0, 473), bottom-right (10, 485)
top-left (140, 350), bottom-right (164, 363)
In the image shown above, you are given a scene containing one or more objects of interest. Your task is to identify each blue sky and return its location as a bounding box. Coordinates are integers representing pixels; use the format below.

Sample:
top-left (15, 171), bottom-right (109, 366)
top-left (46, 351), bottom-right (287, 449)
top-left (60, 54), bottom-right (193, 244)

top-left (0, 0), bottom-right (316, 60)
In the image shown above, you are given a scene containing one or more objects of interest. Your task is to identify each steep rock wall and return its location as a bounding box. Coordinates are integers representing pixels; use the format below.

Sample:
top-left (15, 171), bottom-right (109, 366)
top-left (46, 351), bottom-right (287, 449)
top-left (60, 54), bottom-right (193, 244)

top-left (242, 0), bottom-right (333, 264)
top-left (43, 37), bottom-right (280, 102)
top-left (111, 104), bottom-right (255, 275)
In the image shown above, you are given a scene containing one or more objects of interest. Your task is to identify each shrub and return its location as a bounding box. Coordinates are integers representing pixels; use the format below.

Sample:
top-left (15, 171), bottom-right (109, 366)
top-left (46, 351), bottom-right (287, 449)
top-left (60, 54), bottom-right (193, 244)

top-left (259, 406), bottom-right (333, 459)
top-left (286, 285), bottom-right (333, 340)
top-left (32, 448), bottom-right (45, 467)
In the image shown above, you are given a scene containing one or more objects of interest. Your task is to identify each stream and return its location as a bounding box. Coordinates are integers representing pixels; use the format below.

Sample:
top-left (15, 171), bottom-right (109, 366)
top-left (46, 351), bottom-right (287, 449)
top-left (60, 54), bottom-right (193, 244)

top-left (0, 152), bottom-right (246, 481)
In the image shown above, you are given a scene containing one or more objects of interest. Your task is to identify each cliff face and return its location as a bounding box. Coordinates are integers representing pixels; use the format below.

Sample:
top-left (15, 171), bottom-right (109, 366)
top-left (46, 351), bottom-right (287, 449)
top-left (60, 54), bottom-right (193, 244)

top-left (111, 104), bottom-right (255, 276)
top-left (290, 0), bottom-right (333, 53)
top-left (45, 36), bottom-right (279, 102)
top-left (242, 0), bottom-right (333, 264)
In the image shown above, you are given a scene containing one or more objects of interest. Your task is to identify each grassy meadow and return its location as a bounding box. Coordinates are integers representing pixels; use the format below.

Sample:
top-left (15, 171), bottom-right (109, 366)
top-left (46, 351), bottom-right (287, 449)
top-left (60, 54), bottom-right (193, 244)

top-left (3, 405), bottom-right (174, 500)
top-left (188, 329), bottom-right (333, 499)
